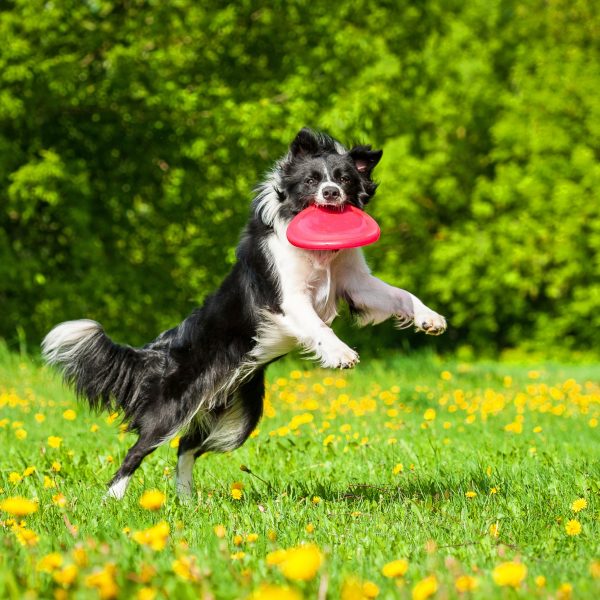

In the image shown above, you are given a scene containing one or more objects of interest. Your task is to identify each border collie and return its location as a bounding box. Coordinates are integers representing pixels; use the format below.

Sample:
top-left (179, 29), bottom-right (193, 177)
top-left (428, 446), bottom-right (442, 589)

top-left (42, 128), bottom-right (446, 500)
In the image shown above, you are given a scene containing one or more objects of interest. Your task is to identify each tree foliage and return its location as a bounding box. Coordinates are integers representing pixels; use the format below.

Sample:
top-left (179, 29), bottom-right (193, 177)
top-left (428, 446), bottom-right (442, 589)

top-left (1, 0), bottom-right (598, 353)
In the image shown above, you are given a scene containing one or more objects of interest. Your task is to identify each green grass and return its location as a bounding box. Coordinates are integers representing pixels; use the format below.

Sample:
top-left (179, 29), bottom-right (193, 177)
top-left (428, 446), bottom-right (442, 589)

top-left (1, 344), bottom-right (599, 599)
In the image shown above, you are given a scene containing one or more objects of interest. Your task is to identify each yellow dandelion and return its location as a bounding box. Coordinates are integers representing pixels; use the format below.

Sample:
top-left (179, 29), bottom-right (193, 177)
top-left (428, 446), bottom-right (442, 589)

top-left (266, 549), bottom-right (288, 566)
top-left (571, 498), bottom-right (587, 513)
top-left (312, 496), bottom-right (322, 504)
top-left (392, 463), bottom-right (404, 475)
top-left (492, 561), bottom-right (527, 587)
top-left (534, 575), bottom-right (546, 587)
top-left (465, 491), bottom-right (477, 498)
top-left (139, 490), bottom-right (166, 511)
top-left (44, 475), bottom-right (56, 489)
top-left (246, 533), bottom-right (259, 543)
top-left (53, 564), bottom-right (78, 587)
top-left (557, 583), bottom-right (573, 600)
top-left (63, 409), bottom-right (76, 420)
top-left (565, 519), bottom-right (582, 536)
top-left (34, 413), bottom-right (46, 423)
top-left (52, 461), bottom-right (62, 472)
top-left (15, 428), bottom-right (27, 440)
top-left (8, 472), bottom-right (23, 484)
top-left (137, 588), bottom-right (158, 600)
top-left (279, 544), bottom-right (323, 581)
top-left (132, 522), bottom-right (170, 551)
top-left (214, 524), bottom-right (226, 538)
top-left (72, 547), bottom-right (89, 567)
top-left (0, 496), bottom-right (38, 516)
top-left (412, 575), bottom-right (438, 600)
top-left (455, 575), bottom-right (478, 593)
top-left (248, 584), bottom-right (302, 600)
top-left (231, 488), bottom-right (243, 500)
top-left (172, 555), bottom-right (200, 582)
top-left (423, 408), bottom-right (436, 421)
top-left (233, 534), bottom-right (243, 546)
top-left (23, 466), bottom-right (36, 477)
top-left (14, 527), bottom-right (39, 547)
top-left (37, 553), bottom-right (63, 572)
top-left (382, 558), bottom-right (409, 578)
top-left (52, 493), bottom-right (67, 507)
top-left (230, 551), bottom-right (246, 560)
top-left (85, 563), bottom-right (118, 599)
top-left (48, 436), bottom-right (63, 448)
top-left (441, 370), bottom-right (452, 380)
top-left (90, 424), bottom-right (99, 432)
top-left (362, 582), bottom-right (379, 598)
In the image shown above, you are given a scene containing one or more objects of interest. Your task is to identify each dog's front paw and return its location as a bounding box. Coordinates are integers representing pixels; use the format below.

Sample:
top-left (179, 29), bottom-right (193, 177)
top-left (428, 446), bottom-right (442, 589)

top-left (414, 310), bottom-right (447, 336)
top-left (318, 340), bottom-right (360, 369)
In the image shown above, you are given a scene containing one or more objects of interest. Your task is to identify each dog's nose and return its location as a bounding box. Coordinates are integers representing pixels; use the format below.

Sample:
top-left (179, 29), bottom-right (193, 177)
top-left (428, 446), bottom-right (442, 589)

top-left (322, 186), bottom-right (340, 200)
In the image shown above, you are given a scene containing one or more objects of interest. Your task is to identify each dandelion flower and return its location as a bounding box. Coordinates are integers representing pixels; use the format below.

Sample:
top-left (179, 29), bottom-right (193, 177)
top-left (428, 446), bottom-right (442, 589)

top-left (279, 544), bottom-right (323, 581)
top-left (565, 519), bottom-right (582, 536)
top-left (132, 522), bottom-right (170, 551)
top-left (535, 575), bottom-right (546, 587)
top-left (571, 498), bottom-right (587, 513)
top-left (52, 493), bottom-right (67, 507)
top-left (23, 466), bottom-right (36, 477)
top-left (382, 558), bottom-right (409, 578)
top-left (266, 549), bottom-right (288, 566)
top-left (214, 524), bottom-right (226, 538)
top-left (85, 564), bottom-right (118, 599)
top-left (455, 575), bottom-right (478, 593)
top-left (48, 436), bottom-right (62, 449)
top-left (172, 555), bottom-right (200, 582)
top-left (139, 490), bottom-right (166, 511)
top-left (8, 472), bottom-right (23, 484)
top-left (231, 488), bottom-right (243, 500)
top-left (37, 553), bottom-right (63, 572)
top-left (137, 588), bottom-right (157, 600)
top-left (423, 408), bottom-right (436, 421)
top-left (312, 496), bottom-right (322, 504)
top-left (63, 409), bottom-right (76, 420)
top-left (492, 561), bottom-right (527, 587)
top-left (465, 491), bottom-right (477, 498)
top-left (412, 575), bottom-right (438, 600)
top-left (249, 584), bottom-right (302, 600)
top-left (0, 496), bottom-right (38, 516)
top-left (53, 564), bottom-right (78, 587)
top-left (392, 463), bottom-right (404, 475)
top-left (15, 428), bottom-right (27, 440)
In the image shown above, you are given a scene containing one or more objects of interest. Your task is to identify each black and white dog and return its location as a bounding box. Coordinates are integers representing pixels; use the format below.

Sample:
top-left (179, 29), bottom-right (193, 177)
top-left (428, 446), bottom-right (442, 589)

top-left (42, 128), bottom-right (446, 500)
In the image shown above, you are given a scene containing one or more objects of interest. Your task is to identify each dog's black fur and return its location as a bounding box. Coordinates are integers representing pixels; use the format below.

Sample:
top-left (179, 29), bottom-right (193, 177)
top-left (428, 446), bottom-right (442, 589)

top-left (43, 128), bottom-right (445, 499)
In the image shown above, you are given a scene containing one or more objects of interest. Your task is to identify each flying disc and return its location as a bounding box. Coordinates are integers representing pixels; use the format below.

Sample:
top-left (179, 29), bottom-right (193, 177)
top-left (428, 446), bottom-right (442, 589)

top-left (286, 204), bottom-right (381, 250)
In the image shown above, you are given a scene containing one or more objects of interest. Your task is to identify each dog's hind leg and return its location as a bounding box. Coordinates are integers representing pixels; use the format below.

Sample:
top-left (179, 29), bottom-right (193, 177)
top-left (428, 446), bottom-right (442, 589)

top-left (105, 434), bottom-right (159, 500)
top-left (175, 369), bottom-right (265, 498)
top-left (105, 408), bottom-right (184, 500)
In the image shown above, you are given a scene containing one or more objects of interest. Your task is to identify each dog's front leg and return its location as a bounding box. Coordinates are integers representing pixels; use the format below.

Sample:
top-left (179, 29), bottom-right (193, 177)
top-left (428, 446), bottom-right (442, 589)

top-left (336, 249), bottom-right (447, 335)
top-left (279, 296), bottom-right (359, 369)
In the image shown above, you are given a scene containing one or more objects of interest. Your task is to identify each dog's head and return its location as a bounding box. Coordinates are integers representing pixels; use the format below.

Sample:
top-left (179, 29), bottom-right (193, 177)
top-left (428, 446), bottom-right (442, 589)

top-left (255, 128), bottom-right (383, 226)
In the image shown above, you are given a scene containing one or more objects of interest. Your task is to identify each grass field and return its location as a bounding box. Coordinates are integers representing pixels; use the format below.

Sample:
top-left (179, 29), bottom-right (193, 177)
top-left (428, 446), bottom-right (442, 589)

top-left (1, 343), bottom-right (599, 599)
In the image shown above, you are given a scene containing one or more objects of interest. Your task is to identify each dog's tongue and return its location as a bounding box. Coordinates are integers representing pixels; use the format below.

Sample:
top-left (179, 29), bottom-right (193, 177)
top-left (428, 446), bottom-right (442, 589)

top-left (286, 204), bottom-right (380, 250)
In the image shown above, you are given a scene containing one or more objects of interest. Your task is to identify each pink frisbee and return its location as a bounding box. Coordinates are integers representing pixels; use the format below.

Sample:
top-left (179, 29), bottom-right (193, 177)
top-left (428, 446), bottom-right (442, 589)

top-left (286, 204), bottom-right (380, 250)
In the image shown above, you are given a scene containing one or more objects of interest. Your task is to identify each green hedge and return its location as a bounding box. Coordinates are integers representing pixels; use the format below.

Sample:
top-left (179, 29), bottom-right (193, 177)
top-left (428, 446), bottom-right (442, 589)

top-left (1, 0), bottom-right (598, 353)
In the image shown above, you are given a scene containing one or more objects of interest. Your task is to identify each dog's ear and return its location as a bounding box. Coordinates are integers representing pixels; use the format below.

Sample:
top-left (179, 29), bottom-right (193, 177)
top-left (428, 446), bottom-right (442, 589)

top-left (349, 145), bottom-right (383, 177)
top-left (290, 128), bottom-right (320, 158)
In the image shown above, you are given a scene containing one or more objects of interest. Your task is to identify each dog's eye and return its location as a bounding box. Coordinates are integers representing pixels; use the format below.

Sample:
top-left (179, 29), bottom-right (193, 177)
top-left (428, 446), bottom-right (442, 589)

top-left (305, 177), bottom-right (315, 185)
top-left (340, 176), bottom-right (350, 184)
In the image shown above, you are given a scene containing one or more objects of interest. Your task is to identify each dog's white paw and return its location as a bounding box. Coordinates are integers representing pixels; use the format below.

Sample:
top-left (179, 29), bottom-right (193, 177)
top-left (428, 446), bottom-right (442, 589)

top-left (318, 339), bottom-right (359, 369)
top-left (414, 310), bottom-right (447, 336)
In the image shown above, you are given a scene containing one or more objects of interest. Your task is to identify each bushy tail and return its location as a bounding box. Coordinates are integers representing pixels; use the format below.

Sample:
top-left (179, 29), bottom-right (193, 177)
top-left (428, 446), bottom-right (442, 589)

top-left (42, 319), bottom-right (149, 415)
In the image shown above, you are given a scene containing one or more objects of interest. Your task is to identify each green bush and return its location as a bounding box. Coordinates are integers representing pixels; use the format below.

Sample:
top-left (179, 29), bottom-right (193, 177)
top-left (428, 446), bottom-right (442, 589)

top-left (0, 0), bottom-right (598, 353)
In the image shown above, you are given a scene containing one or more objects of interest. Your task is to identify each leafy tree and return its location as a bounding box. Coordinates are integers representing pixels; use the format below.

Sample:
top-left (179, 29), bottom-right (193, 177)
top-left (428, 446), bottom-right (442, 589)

top-left (0, 0), bottom-right (598, 354)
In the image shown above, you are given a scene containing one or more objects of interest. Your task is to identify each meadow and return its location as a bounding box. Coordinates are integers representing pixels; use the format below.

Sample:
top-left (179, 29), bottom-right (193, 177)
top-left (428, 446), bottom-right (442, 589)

top-left (1, 344), bottom-right (599, 600)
